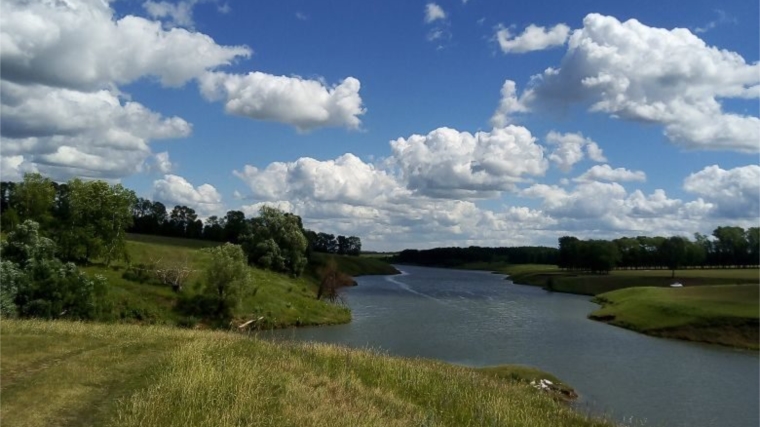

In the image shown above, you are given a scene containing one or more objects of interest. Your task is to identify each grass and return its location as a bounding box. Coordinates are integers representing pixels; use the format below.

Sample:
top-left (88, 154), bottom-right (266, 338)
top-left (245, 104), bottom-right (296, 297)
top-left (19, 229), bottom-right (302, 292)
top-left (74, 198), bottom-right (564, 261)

top-left (474, 365), bottom-right (577, 401)
top-left (309, 252), bottom-right (400, 277)
top-left (589, 284), bottom-right (760, 349)
top-left (79, 235), bottom-right (350, 328)
top-left (0, 319), bottom-right (615, 427)
top-left (484, 264), bottom-right (759, 296)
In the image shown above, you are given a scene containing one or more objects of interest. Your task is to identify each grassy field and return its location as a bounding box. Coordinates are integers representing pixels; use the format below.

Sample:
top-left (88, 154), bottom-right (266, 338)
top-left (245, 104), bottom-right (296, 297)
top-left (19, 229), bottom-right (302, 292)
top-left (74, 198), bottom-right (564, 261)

top-left (488, 264), bottom-right (759, 296)
top-left (80, 235), bottom-right (351, 328)
top-left (309, 252), bottom-right (400, 277)
top-left (589, 285), bottom-right (760, 349)
top-left (0, 320), bottom-right (615, 427)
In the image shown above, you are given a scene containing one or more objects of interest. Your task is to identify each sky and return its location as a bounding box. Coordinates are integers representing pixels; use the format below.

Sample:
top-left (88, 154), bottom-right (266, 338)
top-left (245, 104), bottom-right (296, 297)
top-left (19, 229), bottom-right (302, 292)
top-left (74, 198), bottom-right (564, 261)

top-left (1, 0), bottom-right (758, 251)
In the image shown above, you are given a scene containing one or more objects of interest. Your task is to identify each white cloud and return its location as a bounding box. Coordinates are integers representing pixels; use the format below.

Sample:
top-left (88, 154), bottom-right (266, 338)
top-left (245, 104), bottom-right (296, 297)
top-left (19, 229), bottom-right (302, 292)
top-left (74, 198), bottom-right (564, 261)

top-left (683, 165), bottom-right (760, 218)
top-left (143, 0), bottom-right (197, 28)
top-left (0, 82), bottom-right (190, 180)
top-left (694, 10), bottom-right (735, 34)
top-left (152, 174), bottom-right (224, 217)
top-left (232, 152), bottom-right (562, 250)
top-left (545, 131), bottom-right (606, 172)
top-left (574, 164), bottom-right (646, 183)
top-left (521, 13), bottom-right (760, 152)
top-left (0, 155), bottom-right (38, 181)
top-left (390, 126), bottom-right (548, 198)
top-left (199, 72), bottom-right (365, 131)
top-left (424, 3), bottom-right (446, 23)
top-left (149, 151), bottom-right (174, 174)
top-left (234, 153), bottom-right (401, 204)
top-left (0, 0), bottom-right (251, 90)
top-left (496, 23), bottom-right (570, 53)
top-left (490, 80), bottom-right (529, 127)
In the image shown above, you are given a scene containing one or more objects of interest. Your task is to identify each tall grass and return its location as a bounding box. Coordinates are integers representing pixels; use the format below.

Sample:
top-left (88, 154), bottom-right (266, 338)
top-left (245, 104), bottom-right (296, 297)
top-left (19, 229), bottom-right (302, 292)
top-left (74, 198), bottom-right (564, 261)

top-left (1, 320), bottom-right (615, 427)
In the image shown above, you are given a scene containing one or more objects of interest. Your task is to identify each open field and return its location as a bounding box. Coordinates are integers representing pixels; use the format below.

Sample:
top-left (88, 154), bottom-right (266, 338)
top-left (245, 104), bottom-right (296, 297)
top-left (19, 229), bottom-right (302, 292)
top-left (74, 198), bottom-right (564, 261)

top-left (0, 320), bottom-right (614, 427)
top-left (309, 252), bottom-right (400, 277)
top-left (589, 285), bottom-right (760, 349)
top-left (490, 264), bottom-right (759, 296)
top-left (79, 236), bottom-right (350, 328)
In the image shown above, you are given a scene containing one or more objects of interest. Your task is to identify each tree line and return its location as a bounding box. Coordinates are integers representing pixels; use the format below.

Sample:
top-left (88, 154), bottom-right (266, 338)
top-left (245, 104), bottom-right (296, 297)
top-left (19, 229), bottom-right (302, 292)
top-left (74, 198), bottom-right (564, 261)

top-left (394, 246), bottom-right (559, 267)
top-left (1, 176), bottom-right (363, 269)
top-left (559, 227), bottom-right (760, 275)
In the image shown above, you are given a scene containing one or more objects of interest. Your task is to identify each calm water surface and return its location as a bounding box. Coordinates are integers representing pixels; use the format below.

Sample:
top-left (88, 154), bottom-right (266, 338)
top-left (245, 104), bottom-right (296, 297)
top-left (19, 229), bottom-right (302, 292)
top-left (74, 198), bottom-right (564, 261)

top-left (268, 266), bottom-right (759, 427)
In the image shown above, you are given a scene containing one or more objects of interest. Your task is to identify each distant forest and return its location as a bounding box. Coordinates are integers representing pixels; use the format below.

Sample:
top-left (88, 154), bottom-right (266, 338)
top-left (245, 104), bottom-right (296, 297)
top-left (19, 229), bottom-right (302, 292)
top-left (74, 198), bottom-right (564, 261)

top-left (394, 227), bottom-right (759, 273)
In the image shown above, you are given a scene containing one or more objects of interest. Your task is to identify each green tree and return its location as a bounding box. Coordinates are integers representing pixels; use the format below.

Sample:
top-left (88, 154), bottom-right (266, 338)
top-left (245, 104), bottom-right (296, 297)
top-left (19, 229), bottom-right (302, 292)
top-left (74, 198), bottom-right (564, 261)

top-left (69, 179), bottom-right (137, 264)
top-left (202, 243), bottom-right (250, 317)
top-left (15, 173), bottom-right (55, 228)
top-left (712, 226), bottom-right (747, 267)
top-left (0, 220), bottom-right (105, 320)
top-left (659, 236), bottom-right (688, 278)
top-left (241, 206), bottom-right (308, 276)
top-left (747, 227), bottom-right (759, 266)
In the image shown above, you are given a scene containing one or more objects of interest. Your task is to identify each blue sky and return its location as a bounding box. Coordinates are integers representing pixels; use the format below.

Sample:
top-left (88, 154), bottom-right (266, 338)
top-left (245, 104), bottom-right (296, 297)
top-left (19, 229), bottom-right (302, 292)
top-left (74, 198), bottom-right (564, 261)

top-left (1, 0), bottom-right (758, 250)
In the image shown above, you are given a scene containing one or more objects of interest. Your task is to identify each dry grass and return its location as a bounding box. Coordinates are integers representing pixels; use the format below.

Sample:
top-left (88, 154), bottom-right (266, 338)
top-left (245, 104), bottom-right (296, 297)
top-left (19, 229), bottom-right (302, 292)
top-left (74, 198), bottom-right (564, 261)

top-left (1, 320), bottom-right (616, 427)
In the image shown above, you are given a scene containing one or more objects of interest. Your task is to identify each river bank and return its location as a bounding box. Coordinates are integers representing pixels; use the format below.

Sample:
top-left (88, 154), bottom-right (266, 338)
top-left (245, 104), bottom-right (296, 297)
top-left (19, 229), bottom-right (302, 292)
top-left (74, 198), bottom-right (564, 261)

top-left (589, 285), bottom-right (759, 350)
top-left (0, 319), bottom-right (613, 427)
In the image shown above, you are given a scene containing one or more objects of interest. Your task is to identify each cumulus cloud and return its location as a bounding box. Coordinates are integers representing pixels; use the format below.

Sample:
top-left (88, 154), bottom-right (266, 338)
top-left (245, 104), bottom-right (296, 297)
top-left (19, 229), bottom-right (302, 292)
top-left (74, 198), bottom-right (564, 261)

top-left (520, 13), bottom-right (760, 152)
top-left (496, 23), bottom-right (570, 53)
top-left (0, 0), bottom-right (254, 181)
top-left (0, 83), bottom-right (191, 180)
top-left (574, 164), bottom-right (646, 183)
top-left (199, 72), bottom-right (365, 131)
top-left (234, 153), bottom-right (401, 204)
top-left (490, 80), bottom-right (529, 127)
top-left (521, 181), bottom-right (713, 236)
top-left (545, 131), bottom-right (606, 172)
top-left (233, 153), bottom-right (558, 250)
top-left (424, 3), bottom-right (446, 23)
top-left (390, 126), bottom-right (548, 198)
top-left (152, 174), bottom-right (224, 217)
top-left (683, 165), bottom-right (760, 218)
top-left (0, 0), bottom-right (251, 90)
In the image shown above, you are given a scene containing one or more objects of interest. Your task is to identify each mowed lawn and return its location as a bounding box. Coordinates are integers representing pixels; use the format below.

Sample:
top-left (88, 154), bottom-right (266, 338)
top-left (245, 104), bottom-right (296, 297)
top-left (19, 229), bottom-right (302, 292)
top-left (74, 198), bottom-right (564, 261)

top-left (590, 284), bottom-right (760, 349)
top-left (0, 320), bottom-right (615, 427)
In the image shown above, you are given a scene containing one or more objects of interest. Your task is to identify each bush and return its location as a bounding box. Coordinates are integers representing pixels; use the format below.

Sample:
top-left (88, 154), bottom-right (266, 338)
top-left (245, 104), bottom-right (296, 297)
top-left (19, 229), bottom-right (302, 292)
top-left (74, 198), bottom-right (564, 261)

top-left (1, 220), bottom-right (104, 320)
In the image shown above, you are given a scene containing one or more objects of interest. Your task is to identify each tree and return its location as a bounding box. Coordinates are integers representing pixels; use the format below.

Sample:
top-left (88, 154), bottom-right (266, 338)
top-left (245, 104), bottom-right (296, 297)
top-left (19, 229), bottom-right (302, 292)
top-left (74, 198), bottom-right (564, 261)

top-left (68, 179), bottom-right (137, 265)
top-left (747, 227), bottom-right (759, 267)
top-left (0, 220), bottom-right (105, 320)
top-left (203, 216), bottom-right (225, 241)
top-left (346, 236), bottom-right (362, 256)
top-left (712, 226), bottom-right (747, 267)
top-left (317, 258), bottom-right (354, 301)
top-left (167, 205), bottom-right (198, 237)
top-left (558, 236), bottom-right (581, 270)
top-left (15, 173), bottom-right (55, 228)
top-left (223, 210), bottom-right (247, 243)
top-left (659, 236), bottom-right (688, 278)
top-left (202, 243), bottom-right (250, 317)
top-left (241, 206), bottom-right (308, 276)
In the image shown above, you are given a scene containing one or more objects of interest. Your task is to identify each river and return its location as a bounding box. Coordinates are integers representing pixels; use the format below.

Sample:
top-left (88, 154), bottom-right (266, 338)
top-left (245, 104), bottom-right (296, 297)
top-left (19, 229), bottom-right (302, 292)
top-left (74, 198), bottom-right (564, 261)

top-left (267, 265), bottom-right (759, 427)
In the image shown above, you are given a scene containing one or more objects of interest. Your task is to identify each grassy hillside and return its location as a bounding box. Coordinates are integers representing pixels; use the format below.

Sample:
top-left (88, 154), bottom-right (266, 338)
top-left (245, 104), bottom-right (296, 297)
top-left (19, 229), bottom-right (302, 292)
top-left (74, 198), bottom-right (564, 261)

top-left (80, 235), bottom-right (350, 328)
top-left (589, 284), bottom-right (760, 349)
top-left (309, 252), bottom-right (400, 277)
top-left (0, 320), bottom-right (614, 427)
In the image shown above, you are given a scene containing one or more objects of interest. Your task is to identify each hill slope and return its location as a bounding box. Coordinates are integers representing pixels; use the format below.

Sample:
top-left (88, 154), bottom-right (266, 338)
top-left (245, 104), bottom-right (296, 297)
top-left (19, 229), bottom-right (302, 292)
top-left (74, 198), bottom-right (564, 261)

top-left (1, 320), bottom-right (614, 427)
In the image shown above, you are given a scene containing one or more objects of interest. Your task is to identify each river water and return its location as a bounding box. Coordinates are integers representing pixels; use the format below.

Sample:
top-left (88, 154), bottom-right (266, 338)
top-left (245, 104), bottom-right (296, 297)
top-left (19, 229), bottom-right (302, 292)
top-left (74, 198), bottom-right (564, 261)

top-left (267, 265), bottom-right (759, 427)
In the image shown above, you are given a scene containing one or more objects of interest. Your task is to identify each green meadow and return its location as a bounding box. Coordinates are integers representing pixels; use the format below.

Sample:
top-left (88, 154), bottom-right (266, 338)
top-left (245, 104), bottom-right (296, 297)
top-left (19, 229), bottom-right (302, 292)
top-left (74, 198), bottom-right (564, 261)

top-left (589, 284), bottom-right (759, 349)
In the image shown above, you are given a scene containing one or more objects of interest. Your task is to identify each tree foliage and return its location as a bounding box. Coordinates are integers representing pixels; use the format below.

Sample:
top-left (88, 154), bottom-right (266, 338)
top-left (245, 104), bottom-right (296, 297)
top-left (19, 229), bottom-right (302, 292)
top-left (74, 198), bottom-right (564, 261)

top-left (0, 220), bottom-right (104, 320)
top-left (241, 206), bottom-right (308, 276)
top-left (202, 243), bottom-right (251, 317)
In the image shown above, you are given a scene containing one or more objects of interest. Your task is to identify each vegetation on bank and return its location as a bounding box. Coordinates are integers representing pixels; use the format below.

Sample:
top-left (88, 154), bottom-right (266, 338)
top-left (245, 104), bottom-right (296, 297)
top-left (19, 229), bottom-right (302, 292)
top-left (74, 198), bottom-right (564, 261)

top-left (493, 264), bottom-right (759, 295)
top-left (0, 320), bottom-right (615, 427)
top-left (309, 252), bottom-right (400, 277)
top-left (589, 285), bottom-right (760, 350)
